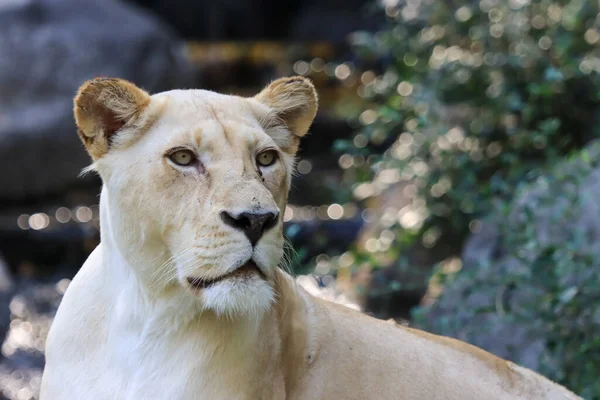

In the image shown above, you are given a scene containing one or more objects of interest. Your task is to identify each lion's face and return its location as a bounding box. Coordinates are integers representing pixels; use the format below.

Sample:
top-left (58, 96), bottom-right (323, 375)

top-left (74, 77), bottom-right (317, 317)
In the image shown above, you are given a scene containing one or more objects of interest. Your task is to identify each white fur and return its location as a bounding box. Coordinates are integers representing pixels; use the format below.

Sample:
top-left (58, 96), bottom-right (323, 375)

top-left (41, 83), bottom-right (302, 399)
top-left (41, 79), bottom-right (581, 400)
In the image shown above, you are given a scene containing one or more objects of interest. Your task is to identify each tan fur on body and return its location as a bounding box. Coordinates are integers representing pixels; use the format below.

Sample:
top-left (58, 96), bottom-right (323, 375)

top-left (41, 77), bottom-right (580, 400)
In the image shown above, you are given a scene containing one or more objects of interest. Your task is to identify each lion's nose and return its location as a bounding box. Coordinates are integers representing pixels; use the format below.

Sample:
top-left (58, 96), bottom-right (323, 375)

top-left (220, 210), bottom-right (279, 246)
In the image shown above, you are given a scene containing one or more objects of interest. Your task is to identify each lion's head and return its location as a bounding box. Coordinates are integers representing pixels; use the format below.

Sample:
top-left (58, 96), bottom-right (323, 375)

top-left (74, 77), bottom-right (317, 318)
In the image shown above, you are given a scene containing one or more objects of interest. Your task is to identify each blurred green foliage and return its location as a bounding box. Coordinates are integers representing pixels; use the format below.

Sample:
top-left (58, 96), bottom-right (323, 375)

top-left (337, 0), bottom-right (600, 396)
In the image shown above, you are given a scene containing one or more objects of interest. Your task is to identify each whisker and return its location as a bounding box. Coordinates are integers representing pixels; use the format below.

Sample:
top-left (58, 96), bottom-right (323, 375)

top-left (280, 238), bottom-right (299, 275)
top-left (148, 247), bottom-right (197, 293)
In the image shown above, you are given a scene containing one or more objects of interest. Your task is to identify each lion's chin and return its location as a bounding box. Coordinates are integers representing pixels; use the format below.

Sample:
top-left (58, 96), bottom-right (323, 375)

top-left (186, 260), bottom-right (265, 290)
top-left (196, 275), bottom-right (275, 319)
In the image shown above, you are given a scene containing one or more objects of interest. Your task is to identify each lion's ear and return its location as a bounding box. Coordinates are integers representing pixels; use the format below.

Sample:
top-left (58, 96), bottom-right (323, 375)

top-left (74, 77), bottom-right (150, 160)
top-left (255, 77), bottom-right (318, 139)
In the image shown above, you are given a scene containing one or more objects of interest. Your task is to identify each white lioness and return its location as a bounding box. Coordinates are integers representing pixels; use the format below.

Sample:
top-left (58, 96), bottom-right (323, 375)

top-left (41, 77), bottom-right (580, 400)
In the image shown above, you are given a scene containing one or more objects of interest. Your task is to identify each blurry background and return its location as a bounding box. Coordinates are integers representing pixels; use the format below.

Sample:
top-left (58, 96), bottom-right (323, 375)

top-left (0, 0), bottom-right (599, 398)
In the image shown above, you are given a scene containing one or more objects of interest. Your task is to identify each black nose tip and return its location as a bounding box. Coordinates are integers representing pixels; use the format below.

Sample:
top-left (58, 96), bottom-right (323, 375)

top-left (220, 210), bottom-right (278, 246)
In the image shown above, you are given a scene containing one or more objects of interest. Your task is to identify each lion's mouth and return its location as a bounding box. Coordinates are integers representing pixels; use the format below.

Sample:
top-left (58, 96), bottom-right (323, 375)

top-left (186, 260), bottom-right (264, 290)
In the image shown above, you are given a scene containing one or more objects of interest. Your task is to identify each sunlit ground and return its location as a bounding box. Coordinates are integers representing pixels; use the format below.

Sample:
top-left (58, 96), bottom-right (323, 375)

top-left (0, 280), bottom-right (67, 400)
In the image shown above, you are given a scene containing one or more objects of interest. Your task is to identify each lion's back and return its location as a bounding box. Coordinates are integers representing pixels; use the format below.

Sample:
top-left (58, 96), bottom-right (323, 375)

top-left (299, 297), bottom-right (580, 400)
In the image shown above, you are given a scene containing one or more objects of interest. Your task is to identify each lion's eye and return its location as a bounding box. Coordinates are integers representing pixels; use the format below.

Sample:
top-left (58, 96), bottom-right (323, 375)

top-left (257, 150), bottom-right (277, 167)
top-left (169, 149), bottom-right (196, 166)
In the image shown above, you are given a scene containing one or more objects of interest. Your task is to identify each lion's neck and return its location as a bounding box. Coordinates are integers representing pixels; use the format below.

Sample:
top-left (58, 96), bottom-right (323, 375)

top-left (101, 258), bottom-right (310, 397)
top-left (98, 189), bottom-right (313, 397)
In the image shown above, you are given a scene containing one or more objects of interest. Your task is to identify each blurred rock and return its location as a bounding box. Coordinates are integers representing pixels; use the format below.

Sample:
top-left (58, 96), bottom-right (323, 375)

top-left (342, 184), bottom-right (456, 320)
top-left (128, 0), bottom-right (381, 41)
top-left (285, 217), bottom-right (363, 268)
top-left (290, 0), bottom-right (384, 43)
top-left (0, 0), bottom-right (194, 200)
top-left (418, 142), bottom-right (600, 371)
top-left (130, 0), bottom-right (268, 40)
top-left (297, 274), bottom-right (361, 311)
top-left (0, 255), bottom-right (14, 355)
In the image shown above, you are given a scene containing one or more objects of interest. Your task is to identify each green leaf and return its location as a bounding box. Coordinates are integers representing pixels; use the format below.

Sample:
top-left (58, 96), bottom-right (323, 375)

top-left (559, 287), bottom-right (578, 305)
top-left (544, 68), bottom-right (564, 82)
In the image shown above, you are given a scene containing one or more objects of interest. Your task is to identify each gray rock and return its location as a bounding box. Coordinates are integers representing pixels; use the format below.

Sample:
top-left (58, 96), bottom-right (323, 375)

top-left (417, 141), bottom-right (600, 372)
top-left (0, 255), bottom-right (13, 353)
top-left (0, 0), bottom-right (194, 200)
